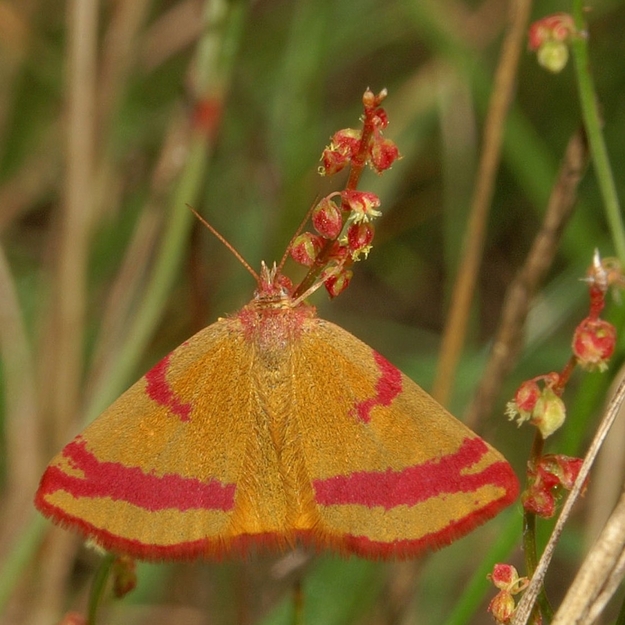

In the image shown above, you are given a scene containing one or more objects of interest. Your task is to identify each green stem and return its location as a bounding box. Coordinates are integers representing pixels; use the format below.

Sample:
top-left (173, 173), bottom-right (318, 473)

top-left (293, 579), bottom-right (304, 625)
top-left (523, 433), bottom-right (555, 620)
top-left (523, 433), bottom-right (543, 578)
top-left (570, 1), bottom-right (625, 263)
top-left (615, 592), bottom-right (625, 625)
top-left (87, 553), bottom-right (115, 625)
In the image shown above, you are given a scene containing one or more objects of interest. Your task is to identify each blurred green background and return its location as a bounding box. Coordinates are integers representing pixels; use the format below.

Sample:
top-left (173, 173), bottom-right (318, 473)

top-left (1, 0), bottom-right (625, 623)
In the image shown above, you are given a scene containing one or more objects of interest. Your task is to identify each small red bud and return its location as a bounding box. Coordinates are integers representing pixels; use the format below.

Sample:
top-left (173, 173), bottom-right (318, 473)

top-left (341, 190), bottom-right (381, 222)
top-left (347, 222), bottom-right (374, 257)
top-left (318, 129), bottom-right (362, 176)
top-left (528, 13), bottom-right (576, 50)
top-left (522, 454), bottom-right (584, 518)
top-left (528, 13), bottom-right (576, 73)
top-left (487, 565), bottom-right (529, 625)
top-left (541, 454), bottom-right (584, 491)
top-left (369, 136), bottom-right (400, 173)
top-left (522, 478), bottom-right (556, 518)
top-left (572, 317), bottom-right (616, 371)
top-left (290, 232), bottom-right (324, 267)
top-left (323, 267), bottom-right (353, 298)
top-left (488, 591), bottom-right (516, 624)
top-left (319, 148), bottom-right (350, 176)
top-left (507, 378), bottom-right (565, 438)
top-left (488, 563), bottom-right (529, 593)
top-left (371, 107), bottom-right (389, 129)
top-left (490, 564), bottom-right (515, 589)
top-left (327, 240), bottom-right (350, 263)
top-left (312, 197), bottom-right (343, 239)
top-left (514, 380), bottom-right (541, 415)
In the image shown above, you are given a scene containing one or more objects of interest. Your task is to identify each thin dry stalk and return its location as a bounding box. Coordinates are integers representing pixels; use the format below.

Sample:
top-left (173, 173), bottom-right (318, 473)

top-left (511, 376), bottom-right (625, 625)
top-left (587, 364), bottom-right (625, 545)
top-left (465, 128), bottom-right (589, 428)
top-left (97, 0), bottom-right (150, 133)
top-left (140, 0), bottom-right (204, 71)
top-left (432, 0), bottom-right (533, 406)
top-left (90, 0), bottom-right (150, 228)
top-left (551, 484), bottom-right (625, 624)
top-left (43, 0), bottom-right (98, 446)
top-left (31, 0), bottom-right (99, 620)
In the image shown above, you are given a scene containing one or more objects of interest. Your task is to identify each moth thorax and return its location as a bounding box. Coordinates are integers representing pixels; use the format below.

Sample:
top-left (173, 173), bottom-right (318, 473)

top-left (254, 309), bottom-right (298, 356)
top-left (253, 295), bottom-right (293, 309)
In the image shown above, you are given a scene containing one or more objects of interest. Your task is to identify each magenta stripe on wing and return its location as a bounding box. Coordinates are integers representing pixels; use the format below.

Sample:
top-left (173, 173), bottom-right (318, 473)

top-left (313, 437), bottom-right (517, 509)
top-left (352, 352), bottom-right (402, 423)
top-left (40, 438), bottom-right (235, 512)
top-left (145, 354), bottom-right (192, 422)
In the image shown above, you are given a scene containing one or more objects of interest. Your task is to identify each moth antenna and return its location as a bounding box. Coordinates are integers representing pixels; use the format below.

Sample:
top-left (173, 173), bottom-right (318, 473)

top-left (277, 196), bottom-right (320, 273)
top-left (188, 205), bottom-right (260, 282)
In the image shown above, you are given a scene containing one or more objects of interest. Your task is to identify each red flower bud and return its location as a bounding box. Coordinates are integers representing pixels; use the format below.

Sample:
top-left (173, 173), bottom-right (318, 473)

top-left (319, 148), bottom-right (350, 176)
top-left (487, 565), bottom-right (529, 625)
top-left (528, 13), bottom-right (576, 50)
top-left (347, 222), bottom-right (375, 258)
top-left (312, 197), bottom-right (343, 239)
top-left (528, 13), bottom-right (576, 73)
top-left (507, 382), bottom-right (565, 438)
top-left (541, 454), bottom-right (584, 490)
top-left (318, 129), bottom-right (362, 176)
top-left (514, 380), bottom-right (541, 415)
top-left (369, 137), bottom-right (400, 173)
top-left (522, 479), bottom-right (556, 518)
top-left (323, 266), bottom-right (353, 298)
top-left (341, 190), bottom-right (381, 223)
top-left (488, 591), bottom-right (516, 624)
top-left (327, 240), bottom-right (350, 263)
top-left (370, 107), bottom-right (389, 129)
top-left (522, 454), bottom-right (584, 518)
top-left (290, 232), bottom-right (324, 267)
top-left (192, 98), bottom-right (222, 138)
top-left (572, 317), bottom-right (616, 371)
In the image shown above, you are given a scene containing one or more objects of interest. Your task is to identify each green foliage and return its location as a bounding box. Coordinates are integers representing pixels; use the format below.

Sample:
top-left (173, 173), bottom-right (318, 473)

top-left (2, 0), bottom-right (625, 623)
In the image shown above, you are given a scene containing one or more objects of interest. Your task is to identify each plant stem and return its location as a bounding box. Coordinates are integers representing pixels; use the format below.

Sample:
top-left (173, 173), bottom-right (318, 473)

top-left (570, 0), bottom-right (625, 263)
top-left (523, 433), bottom-right (555, 620)
top-left (87, 553), bottom-right (115, 625)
